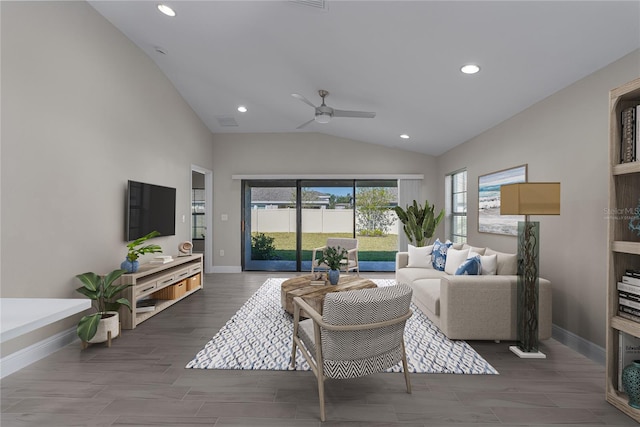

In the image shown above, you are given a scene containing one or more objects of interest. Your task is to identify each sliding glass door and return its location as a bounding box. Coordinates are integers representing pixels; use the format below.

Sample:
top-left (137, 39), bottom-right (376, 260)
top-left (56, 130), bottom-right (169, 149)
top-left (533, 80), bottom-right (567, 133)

top-left (243, 181), bottom-right (298, 271)
top-left (299, 180), bottom-right (355, 271)
top-left (242, 179), bottom-right (398, 272)
top-left (355, 181), bottom-right (398, 271)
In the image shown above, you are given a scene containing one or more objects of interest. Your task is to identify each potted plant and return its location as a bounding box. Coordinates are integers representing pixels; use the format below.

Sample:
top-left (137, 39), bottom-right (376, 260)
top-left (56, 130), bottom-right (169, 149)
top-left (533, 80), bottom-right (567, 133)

top-left (121, 230), bottom-right (163, 273)
top-left (318, 245), bottom-right (347, 285)
top-left (394, 200), bottom-right (445, 247)
top-left (75, 269), bottom-right (132, 348)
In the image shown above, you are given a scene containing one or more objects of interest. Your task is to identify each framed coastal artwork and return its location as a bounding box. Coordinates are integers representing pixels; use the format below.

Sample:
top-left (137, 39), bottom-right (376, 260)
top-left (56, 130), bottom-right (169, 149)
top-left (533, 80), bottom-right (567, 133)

top-left (478, 164), bottom-right (527, 236)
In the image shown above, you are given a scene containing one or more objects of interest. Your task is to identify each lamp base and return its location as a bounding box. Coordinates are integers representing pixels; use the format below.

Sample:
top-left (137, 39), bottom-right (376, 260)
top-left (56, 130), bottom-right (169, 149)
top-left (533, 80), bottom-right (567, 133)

top-left (509, 345), bottom-right (546, 359)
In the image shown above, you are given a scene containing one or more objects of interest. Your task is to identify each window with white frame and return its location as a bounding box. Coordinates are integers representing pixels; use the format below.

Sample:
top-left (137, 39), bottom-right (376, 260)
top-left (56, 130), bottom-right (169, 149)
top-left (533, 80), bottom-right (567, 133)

top-left (450, 170), bottom-right (467, 243)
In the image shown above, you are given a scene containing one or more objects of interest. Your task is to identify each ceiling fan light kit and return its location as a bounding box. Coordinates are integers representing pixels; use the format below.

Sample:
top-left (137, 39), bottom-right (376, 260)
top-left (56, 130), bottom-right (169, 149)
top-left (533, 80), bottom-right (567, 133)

top-left (292, 90), bottom-right (376, 129)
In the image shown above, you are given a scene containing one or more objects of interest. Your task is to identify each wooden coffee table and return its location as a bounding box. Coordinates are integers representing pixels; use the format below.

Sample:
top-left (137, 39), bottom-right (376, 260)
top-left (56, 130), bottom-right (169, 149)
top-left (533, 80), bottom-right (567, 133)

top-left (281, 274), bottom-right (377, 316)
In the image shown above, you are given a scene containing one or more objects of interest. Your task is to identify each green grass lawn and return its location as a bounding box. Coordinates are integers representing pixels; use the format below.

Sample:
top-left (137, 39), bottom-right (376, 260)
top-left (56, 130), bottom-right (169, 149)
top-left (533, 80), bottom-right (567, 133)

top-left (253, 232), bottom-right (398, 262)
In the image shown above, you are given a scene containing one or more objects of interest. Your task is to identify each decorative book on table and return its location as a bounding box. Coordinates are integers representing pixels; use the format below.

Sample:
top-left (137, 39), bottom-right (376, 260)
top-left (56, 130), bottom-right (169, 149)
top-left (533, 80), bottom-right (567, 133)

top-left (619, 331), bottom-right (640, 392)
top-left (150, 255), bottom-right (173, 264)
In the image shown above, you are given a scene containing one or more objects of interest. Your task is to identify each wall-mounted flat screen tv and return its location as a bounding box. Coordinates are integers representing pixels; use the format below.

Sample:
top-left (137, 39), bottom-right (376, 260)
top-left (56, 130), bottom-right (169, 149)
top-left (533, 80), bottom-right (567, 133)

top-left (126, 180), bottom-right (176, 241)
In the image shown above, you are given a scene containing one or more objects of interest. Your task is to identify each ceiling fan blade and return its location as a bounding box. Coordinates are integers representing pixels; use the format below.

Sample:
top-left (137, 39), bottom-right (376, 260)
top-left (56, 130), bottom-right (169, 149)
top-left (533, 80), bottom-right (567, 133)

top-left (291, 93), bottom-right (317, 109)
top-left (332, 109), bottom-right (376, 119)
top-left (296, 118), bottom-right (315, 129)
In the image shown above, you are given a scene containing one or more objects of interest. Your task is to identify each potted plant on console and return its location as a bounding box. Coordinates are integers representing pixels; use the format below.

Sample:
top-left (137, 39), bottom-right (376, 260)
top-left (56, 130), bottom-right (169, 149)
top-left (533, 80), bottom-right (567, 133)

top-left (121, 230), bottom-right (162, 273)
top-left (75, 269), bottom-right (132, 348)
top-left (318, 245), bottom-right (348, 285)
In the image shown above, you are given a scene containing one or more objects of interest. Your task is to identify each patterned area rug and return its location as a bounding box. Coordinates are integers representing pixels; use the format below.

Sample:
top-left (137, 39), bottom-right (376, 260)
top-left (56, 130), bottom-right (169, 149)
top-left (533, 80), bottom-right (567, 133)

top-left (186, 278), bottom-right (498, 374)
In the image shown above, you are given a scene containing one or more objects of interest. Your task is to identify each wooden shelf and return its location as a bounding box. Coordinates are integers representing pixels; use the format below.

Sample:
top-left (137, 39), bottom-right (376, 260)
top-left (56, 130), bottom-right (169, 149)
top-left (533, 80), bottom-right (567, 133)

top-left (607, 77), bottom-right (640, 424)
top-left (119, 254), bottom-right (203, 329)
top-left (612, 241), bottom-right (640, 255)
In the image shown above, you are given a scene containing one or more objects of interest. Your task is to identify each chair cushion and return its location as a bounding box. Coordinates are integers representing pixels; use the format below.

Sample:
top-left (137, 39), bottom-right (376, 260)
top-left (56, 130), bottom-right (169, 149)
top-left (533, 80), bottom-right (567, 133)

top-left (297, 320), bottom-right (403, 379)
top-left (320, 284), bottom-right (412, 361)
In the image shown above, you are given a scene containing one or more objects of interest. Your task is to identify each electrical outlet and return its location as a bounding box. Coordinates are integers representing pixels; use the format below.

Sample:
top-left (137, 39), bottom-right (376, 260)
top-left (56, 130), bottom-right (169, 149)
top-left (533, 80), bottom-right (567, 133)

top-left (219, 249), bottom-right (224, 257)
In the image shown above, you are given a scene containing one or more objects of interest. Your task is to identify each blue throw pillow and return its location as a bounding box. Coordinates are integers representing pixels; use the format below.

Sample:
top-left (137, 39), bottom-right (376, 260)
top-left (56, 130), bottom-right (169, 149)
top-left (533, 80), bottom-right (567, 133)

top-left (455, 256), bottom-right (481, 275)
top-left (432, 239), bottom-right (453, 271)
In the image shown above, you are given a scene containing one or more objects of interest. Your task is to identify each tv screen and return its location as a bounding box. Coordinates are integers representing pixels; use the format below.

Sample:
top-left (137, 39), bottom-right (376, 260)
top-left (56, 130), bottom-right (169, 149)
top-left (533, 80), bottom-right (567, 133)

top-left (126, 180), bottom-right (176, 241)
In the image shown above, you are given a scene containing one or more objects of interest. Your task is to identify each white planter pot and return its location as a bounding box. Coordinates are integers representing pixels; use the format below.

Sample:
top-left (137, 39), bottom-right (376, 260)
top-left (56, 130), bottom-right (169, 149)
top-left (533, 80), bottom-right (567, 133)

top-left (88, 311), bottom-right (120, 344)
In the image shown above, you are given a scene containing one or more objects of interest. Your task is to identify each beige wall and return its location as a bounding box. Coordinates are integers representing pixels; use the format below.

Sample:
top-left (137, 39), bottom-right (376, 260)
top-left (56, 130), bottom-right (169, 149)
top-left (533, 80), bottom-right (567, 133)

top-left (1, 2), bottom-right (214, 356)
top-left (437, 50), bottom-right (640, 349)
top-left (211, 133), bottom-right (437, 270)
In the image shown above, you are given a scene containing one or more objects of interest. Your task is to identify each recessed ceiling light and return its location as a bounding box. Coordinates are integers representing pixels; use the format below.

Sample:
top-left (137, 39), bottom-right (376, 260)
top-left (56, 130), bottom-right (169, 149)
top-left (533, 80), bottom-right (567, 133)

top-left (157, 4), bottom-right (176, 17)
top-left (400, 134), bottom-right (410, 140)
top-left (237, 106), bottom-right (248, 113)
top-left (461, 64), bottom-right (480, 74)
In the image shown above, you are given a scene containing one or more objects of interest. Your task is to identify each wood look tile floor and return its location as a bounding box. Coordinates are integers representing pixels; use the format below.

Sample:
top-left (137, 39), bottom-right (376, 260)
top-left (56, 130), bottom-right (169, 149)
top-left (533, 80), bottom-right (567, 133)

top-left (1, 272), bottom-right (637, 426)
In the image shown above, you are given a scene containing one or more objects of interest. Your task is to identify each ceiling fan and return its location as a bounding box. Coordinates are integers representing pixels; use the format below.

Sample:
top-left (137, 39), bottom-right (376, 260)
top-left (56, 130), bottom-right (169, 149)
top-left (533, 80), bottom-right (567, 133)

top-left (292, 90), bottom-right (376, 129)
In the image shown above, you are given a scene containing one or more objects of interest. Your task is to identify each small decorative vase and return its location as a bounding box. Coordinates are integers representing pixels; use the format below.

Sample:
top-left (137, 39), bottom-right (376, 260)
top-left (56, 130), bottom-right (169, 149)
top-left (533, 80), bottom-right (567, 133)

top-left (328, 269), bottom-right (340, 285)
top-left (120, 259), bottom-right (138, 273)
top-left (622, 360), bottom-right (640, 409)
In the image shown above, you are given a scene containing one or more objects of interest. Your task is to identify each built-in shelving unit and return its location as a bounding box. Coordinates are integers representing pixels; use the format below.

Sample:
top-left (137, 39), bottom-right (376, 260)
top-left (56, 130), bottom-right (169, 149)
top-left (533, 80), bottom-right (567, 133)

top-left (119, 254), bottom-right (203, 329)
top-left (606, 77), bottom-right (640, 423)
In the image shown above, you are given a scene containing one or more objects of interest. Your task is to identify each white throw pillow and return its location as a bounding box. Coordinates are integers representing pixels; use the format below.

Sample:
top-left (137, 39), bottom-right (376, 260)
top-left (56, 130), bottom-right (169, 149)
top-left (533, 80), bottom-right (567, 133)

top-left (407, 244), bottom-right (433, 268)
top-left (479, 253), bottom-right (498, 275)
top-left (485, 248), bottom-right (517, 275)
top-left (444, 248), bottom-right (470, 275)
top-left (463, 244), bottom-right (487, 255)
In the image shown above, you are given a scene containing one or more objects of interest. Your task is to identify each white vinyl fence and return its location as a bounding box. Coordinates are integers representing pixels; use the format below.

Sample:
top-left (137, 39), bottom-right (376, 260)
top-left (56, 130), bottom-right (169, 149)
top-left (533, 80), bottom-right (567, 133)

top-left (251, 208), bottom-right (399, 234)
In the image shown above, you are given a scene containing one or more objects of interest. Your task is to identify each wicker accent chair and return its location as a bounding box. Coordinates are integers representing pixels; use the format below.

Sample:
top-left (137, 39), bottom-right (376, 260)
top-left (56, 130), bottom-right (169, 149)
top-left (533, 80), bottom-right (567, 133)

top-left (290, 284), bottom-right (413, 421)
top-left (311, 237), bottom-right (359, 276)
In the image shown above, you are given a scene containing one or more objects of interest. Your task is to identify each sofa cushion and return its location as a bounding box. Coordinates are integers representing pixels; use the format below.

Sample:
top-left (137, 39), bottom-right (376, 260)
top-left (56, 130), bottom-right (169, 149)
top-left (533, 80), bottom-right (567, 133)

top-left (455, 256), bottom-right (481, 275)
top-left (407, 244), bottom-right (433, 268)
top-left (432, 239), bottom-right (453, 271)
top-left (485, 248), bottom-right (517, 275)
top-left (479, 253), bottom-right (498, 275)
top-left (396, 267), bottom-right (446, 286)
top-left (444, 248), bottom-right (470, 275)
top-left (462, 244), bottom-right (487, 255)
top-left (410, 278), bottom-right (441, 315)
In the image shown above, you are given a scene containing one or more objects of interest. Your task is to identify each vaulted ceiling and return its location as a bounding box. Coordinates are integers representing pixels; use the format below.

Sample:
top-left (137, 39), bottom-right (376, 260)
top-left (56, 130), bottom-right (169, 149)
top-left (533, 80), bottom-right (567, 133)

top-left (89, 1), bottom-right (640, 156)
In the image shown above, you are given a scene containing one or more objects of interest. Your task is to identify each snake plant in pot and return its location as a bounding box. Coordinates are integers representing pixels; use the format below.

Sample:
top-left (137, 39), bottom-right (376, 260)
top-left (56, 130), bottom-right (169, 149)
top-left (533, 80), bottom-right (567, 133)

top-left (394, 200), bottom-right (445, 247)
top-left (318, 245), bottom-right (348, 285)
top-left (75, 269), bottom-right (132, 347)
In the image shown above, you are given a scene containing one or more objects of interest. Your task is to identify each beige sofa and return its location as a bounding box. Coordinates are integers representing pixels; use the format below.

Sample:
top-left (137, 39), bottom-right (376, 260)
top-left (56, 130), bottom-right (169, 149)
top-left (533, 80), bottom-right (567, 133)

top-left (395, 243), bottom-right (552, 341)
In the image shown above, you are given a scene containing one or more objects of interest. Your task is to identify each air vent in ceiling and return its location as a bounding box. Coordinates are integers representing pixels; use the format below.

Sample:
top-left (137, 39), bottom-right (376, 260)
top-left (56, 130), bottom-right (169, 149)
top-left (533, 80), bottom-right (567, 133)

top-left (216, 116), bottom-right (239, 127)
top-left (290, 0), bottom-right (327, 10)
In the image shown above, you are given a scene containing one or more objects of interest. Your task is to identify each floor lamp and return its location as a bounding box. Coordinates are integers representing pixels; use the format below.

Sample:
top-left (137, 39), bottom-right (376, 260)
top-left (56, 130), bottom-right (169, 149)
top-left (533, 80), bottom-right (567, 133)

top-left (500, 182), bottom-right (560, 359)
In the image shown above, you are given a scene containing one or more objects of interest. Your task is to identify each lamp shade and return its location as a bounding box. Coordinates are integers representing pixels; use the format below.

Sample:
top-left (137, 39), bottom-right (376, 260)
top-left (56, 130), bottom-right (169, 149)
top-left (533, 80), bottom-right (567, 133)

top-left (500, 182), bottom-right (560, 215)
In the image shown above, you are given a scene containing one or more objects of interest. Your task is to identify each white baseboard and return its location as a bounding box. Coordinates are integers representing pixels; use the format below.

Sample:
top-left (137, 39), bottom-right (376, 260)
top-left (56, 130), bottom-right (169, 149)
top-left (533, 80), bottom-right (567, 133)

top-left (552, 324), bottom-right (605, 365)
top-left (211, 266), bottom-right (242, 273)
top-left (0, 327), bottom-right (79, 379)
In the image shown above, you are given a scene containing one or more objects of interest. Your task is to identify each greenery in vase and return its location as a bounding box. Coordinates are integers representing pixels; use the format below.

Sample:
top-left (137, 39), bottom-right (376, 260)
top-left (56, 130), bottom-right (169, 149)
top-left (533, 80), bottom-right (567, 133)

top-left (393, 200), bottom-right (444, 247)
top-left (126, 230), bottom-right (162, 261)
top-left (318, 245), bottom-right (348, 271)
top-left (74, 269), bottom-right (132, 342)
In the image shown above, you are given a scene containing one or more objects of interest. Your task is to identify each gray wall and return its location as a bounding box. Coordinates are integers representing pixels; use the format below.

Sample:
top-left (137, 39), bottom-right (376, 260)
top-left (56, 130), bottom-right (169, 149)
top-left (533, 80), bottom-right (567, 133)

top-left (1, 2), bottom-right (214, 356)
top-left (437, 50), bottom-right (640, 349)
top-left (210, 132), bottom-right (438, 270)
top-left (3, 0), bottom-right (637, 361)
